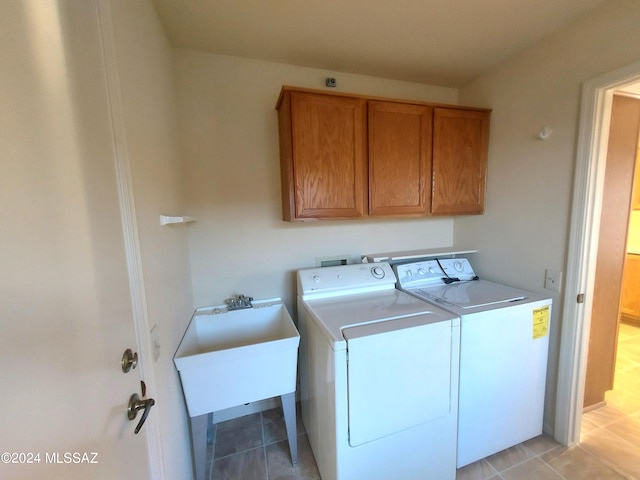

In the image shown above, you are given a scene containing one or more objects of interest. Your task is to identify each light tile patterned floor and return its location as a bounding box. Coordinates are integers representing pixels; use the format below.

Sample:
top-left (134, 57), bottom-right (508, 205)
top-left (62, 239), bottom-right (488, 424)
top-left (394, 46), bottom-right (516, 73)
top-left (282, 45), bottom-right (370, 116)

top-left (207, 404), bottom-right (321, 480)
top-left (207, 323), bottom-right (640, 479)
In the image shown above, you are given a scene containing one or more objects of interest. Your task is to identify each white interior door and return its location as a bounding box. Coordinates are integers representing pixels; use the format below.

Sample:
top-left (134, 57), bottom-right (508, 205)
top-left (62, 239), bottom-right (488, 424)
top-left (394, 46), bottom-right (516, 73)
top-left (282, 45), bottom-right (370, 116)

top-left (0, 1), bottom-right (152, 478)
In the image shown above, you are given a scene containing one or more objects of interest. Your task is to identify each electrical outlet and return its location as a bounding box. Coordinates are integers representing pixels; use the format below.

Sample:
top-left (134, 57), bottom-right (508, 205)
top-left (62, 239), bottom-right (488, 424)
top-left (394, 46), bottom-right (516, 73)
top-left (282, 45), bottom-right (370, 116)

top-left (544, 269), bottom-right (562, 292)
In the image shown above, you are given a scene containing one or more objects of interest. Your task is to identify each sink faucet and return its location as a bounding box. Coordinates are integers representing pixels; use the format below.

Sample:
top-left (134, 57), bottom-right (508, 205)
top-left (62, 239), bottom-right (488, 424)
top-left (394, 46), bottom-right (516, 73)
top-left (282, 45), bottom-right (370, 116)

top-left (225, 294), bottom-right (253, 311)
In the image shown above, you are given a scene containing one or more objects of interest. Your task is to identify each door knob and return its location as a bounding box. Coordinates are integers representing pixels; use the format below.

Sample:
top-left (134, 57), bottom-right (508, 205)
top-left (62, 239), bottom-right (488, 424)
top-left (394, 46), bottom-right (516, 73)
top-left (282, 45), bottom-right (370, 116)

top-left (121, 348), bottom-right (138, 373)
top-left (127, 393), bottom-right (155, 434)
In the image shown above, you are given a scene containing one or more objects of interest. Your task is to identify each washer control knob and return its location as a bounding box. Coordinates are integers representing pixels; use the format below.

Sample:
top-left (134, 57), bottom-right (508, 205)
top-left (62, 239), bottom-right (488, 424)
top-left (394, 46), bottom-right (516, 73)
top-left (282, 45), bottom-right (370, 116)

top-left (428, 267), bottom-right (436, 274)
top-left (454, 260), bottom-right (464, 272)
top-left (313, 275), bottom-right (321, 283)
top-left (417, 268), bottom-right (425, 275)
top-left (406, 270), bottom-right (413, 277)
top-left (371, 266), bottom-right (386, 279)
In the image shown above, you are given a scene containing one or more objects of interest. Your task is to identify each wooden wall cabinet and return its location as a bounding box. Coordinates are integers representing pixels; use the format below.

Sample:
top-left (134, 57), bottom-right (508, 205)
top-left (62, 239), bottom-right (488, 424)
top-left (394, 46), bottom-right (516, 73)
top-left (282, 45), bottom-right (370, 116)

top-left (277, 90), bottom-right (367, 221)
top-left (432, 108), bottom-right (490, 215)
top-left (276, 87), bottom-right (490, 221)
top-left (620, 254), bottom-right (640, 326)
top-left (632, 146), bottom-right (640, 210)
top-left (368, 101), bottom-right (433, 216)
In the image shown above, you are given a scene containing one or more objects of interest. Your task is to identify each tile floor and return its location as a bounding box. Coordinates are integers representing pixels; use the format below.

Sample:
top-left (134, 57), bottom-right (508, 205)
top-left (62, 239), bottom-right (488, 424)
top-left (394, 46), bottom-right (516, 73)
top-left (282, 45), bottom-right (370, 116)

top-left (205, 404), bottom-right (321, 480)
top-left (206, 323), bottom-right (640, 480)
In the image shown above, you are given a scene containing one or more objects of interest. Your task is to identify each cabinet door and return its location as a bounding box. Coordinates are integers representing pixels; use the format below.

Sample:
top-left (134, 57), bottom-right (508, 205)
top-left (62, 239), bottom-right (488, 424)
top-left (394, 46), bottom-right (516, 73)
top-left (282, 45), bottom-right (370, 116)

top-left (431, 108), bottom-right (490, 215)
top-left (282, 91), bottom-right (367, 220)
top-left (368, 102), bottom-right (432, 216)
top-left (632, 146), bottom-right (640, 210)
top-left (620, 255), bottom-right (640, 324)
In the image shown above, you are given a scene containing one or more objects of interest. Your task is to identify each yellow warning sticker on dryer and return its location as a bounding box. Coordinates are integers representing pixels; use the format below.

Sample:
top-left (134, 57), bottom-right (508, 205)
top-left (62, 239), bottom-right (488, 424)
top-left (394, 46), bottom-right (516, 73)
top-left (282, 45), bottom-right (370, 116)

top-left (533, 305), bottom-right (550, 339)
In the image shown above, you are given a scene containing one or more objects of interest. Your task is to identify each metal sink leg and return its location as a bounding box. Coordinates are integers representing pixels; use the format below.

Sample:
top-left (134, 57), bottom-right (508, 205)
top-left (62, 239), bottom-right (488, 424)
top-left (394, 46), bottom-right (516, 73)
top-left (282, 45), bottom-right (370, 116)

top-left (281, 392), bottom-right (298, 465)
top-left (188, 413), bottom-right (210, 480)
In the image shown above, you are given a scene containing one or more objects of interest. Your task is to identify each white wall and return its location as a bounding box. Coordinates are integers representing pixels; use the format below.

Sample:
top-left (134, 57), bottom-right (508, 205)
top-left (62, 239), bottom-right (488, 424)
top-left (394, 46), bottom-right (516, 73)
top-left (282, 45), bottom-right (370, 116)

top-left (174, 51), bottom-right (462, 312)
top-left (457, 0), bottom-right (640, 433)
top-left (109, 0), bottom-right (194, 478)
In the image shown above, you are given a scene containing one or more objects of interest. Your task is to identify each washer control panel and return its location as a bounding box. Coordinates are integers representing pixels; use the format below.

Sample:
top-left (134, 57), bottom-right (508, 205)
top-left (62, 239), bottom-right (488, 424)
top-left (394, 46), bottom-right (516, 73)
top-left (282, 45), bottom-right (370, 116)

top-left (438, 258), bottom-right (476, 278)
top-left (395, 258), bottom-right (477, 288)
top-left (297, 262), bottom-right (396, 297)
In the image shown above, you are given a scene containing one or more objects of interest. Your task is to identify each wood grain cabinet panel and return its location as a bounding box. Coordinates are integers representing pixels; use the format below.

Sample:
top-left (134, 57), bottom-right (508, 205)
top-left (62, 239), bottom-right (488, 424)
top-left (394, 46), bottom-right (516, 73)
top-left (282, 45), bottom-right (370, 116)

top-left (620, 254), bottom-right (640, 326)
top-left (432, 108), bottom-right (490, 215)
top-left (368, 101), bottom-right (432, 216)
top-left (278, 90), bottom-right (367, 220)
top-left (632, 146), bottom-right (640, 210)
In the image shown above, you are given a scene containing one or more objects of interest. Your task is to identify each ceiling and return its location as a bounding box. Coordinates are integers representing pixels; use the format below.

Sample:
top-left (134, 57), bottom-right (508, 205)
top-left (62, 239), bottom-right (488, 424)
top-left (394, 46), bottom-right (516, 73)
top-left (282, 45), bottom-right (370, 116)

top-left (152, 0), bottom-right (609, 88)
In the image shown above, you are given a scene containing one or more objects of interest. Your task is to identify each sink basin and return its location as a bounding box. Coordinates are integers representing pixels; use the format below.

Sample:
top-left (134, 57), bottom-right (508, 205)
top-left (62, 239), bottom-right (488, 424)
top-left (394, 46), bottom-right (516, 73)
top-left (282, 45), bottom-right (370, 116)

top-left (174, 298), bottom-right (300, 417)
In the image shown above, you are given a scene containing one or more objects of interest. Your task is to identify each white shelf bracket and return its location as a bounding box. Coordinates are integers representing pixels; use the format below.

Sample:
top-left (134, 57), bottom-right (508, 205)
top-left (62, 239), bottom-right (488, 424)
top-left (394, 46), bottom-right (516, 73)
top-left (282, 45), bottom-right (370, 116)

top-left (160, 215), bottom-right (197, 226)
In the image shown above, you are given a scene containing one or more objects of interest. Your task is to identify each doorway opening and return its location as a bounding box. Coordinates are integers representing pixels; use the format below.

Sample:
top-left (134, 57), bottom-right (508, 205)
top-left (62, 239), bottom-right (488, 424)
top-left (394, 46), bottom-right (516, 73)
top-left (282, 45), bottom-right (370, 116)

top-left (555, 59), bottom-right (640, 447)
top-left (583, 91), bottom-right (640, 411)
top-left (582, 90), bottom-right (640, 437)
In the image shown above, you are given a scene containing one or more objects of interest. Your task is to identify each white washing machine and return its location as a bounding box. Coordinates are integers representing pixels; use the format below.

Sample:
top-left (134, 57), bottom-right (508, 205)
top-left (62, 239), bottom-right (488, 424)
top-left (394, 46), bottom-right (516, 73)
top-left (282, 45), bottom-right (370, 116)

top-left (395, 258), bottom-right (552, 468)
top-left (297, 262), bottom-right (460, 480)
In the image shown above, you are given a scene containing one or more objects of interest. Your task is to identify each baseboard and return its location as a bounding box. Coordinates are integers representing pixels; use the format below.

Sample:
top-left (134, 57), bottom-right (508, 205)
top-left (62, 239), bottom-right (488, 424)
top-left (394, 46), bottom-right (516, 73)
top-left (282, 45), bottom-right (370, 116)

top-left (583, 400), bottom-right (607, 413)
top-left (620, 315), bottom-right (640, 327)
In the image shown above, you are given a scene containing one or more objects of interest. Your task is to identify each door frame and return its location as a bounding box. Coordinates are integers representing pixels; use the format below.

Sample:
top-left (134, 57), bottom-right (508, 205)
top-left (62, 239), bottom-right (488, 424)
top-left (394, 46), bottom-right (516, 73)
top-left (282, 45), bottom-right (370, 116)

top-left (96, 0), bottom-right (164, 477)
top-left (555, 59), bottom-right (640, 445)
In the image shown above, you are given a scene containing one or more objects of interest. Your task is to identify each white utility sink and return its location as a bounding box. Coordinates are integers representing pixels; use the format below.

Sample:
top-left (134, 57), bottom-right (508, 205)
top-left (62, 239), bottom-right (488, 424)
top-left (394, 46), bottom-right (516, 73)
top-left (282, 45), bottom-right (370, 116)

top-left (174, 298), bottom-right (300, 417)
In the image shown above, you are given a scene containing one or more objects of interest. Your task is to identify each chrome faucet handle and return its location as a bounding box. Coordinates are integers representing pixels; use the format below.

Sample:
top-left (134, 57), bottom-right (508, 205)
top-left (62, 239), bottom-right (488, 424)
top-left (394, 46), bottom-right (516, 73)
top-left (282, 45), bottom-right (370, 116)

top-left (225, 294), bottom-right (253, 310)
top-left (237, 294), bottom-right (253, 307)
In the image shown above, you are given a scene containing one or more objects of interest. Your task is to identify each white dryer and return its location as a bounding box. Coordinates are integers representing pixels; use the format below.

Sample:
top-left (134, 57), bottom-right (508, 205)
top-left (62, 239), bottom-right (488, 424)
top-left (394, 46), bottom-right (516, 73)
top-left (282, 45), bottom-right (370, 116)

top-left (297, 262), bottom-right (460, 480)
top-left (395, 258), bottom-right (552, 468)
